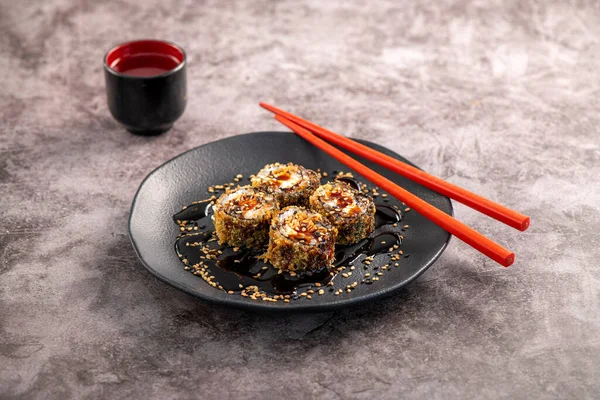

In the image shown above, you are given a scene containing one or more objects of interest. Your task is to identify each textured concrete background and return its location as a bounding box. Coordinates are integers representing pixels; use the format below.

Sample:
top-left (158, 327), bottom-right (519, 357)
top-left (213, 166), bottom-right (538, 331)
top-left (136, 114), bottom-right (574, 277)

top-left (1, 0), bottom-right (599, 398)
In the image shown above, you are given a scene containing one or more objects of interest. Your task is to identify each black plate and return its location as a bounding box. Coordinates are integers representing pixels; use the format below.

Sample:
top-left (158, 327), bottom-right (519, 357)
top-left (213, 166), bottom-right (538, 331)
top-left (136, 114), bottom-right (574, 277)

top-left (129, 132), bottom-right (452, 312)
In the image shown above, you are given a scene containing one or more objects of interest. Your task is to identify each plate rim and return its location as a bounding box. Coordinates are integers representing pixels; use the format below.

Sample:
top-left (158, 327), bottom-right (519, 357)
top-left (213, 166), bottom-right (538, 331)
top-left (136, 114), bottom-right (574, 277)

top-left (128, 131), bottom-right (453, 312)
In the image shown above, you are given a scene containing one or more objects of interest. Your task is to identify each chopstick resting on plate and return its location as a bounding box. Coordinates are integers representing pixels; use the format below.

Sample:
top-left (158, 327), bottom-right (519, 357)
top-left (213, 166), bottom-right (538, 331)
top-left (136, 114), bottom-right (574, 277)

top-left (269, 113), bottom-right (517, 267)
top-left (260, 102), bottom-right (530, 232)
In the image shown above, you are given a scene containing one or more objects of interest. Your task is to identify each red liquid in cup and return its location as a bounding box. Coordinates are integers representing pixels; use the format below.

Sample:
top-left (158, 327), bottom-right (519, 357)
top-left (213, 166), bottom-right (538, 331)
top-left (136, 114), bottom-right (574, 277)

top-left (110, 53), bottom-right (181, 77)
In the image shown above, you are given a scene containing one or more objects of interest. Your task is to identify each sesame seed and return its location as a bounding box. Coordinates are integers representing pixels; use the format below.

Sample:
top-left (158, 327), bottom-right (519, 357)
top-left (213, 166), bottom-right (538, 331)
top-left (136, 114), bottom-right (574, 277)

top-left (382, 194), bottom-right (388, 198)
top-left (350, 266), bottom-right (355, 270)
top-left (284, 299), bottom-right (290, 303)
top-left (322, 172), bottom-right (328, 176)
top-left (373, 277), bottom-right (379, 281)
top-left (342, 273), bottom-right (349, 278)
top-left (315, 282), bottom-right (321, 287)
top-left (227, 290), bottom-right (234, 294)
top-left (318, 289), bottom-right (325, 295)
top-left (301, 292), bottom-right (307, 297)
top-left (307, 295), bottom-right (312, 299)
top-left (347, 289), bottom-right (351, 293)
top-left (404, 225), bottom-right (409, 229)
top-left (307, 290), bottom-right (314, 294)
top-left (394, 263), bottom-right (399, 267)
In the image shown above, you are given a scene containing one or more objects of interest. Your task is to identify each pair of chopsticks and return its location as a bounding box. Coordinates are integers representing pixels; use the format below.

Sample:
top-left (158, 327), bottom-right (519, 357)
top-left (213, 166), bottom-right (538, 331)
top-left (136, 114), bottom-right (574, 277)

top-left (260, 102), bottom-right (530, 267)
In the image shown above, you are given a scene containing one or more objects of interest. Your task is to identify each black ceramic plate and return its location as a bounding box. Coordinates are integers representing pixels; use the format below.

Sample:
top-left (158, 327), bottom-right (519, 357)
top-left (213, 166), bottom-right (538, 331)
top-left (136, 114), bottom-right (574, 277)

top-left (129, 132), bottom-right (452, 312)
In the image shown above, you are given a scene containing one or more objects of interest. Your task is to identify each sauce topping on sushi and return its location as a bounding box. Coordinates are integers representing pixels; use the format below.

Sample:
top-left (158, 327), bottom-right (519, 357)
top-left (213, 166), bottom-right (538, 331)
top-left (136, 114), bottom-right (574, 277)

top-left (323, 184), bottom-right (363, 216)
top-left (254, 163), bottom-right (304, 190)
top-left (277, 207), bottom-right (331, 245)
top-left (217, 187), bottom-right (277, 220)
top-left (313, 181), bottom-right (372, 218)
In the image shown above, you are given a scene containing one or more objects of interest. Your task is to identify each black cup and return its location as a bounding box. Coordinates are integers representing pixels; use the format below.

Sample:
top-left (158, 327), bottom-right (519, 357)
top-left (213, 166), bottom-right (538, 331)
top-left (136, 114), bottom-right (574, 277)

top-left (104, 40), bottom-right (187, 135)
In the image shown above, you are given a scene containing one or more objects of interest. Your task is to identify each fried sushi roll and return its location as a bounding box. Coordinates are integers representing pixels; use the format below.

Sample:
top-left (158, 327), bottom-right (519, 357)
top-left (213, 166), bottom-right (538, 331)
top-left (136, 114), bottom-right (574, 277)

top-left (266, 206), bottom-right (337, 272)
top-left (213, 186), bottom-right (279, 250)
top-left (251, 162), bottom-right (320, 207)
top-left (309, 181), bottom-right (376, 245)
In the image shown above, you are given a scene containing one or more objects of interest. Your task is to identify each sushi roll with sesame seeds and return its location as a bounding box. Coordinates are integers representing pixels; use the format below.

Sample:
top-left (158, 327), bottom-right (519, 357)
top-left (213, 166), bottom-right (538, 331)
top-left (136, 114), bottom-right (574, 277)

top-left (309, 181), bottom-right (376, 245)
top-left (213, 186), bottom-right (279, 250)
top-left (265, 206), bottom-right (337, 272)
top-left (251, 162), bottom-right (320, 207)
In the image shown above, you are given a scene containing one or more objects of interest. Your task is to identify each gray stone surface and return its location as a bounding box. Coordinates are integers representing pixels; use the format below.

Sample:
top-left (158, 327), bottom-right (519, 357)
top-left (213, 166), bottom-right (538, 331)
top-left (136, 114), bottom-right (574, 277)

top-left (1, 0), bottom-right (599, 398)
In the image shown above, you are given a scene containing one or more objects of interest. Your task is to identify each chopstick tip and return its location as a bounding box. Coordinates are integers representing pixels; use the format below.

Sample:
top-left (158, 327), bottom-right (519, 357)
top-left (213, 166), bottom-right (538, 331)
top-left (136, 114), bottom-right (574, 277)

top-left (503, 253), bottom-right (515, 267)
top-left (259, 102), bottom-right (277, 113)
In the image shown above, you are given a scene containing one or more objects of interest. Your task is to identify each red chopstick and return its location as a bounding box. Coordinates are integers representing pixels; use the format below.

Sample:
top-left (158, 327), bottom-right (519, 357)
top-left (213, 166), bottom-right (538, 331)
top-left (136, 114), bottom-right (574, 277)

top-left (275, 114), bottom-right (515, 267)
top-left (260, 102), bottom-right (530, 232)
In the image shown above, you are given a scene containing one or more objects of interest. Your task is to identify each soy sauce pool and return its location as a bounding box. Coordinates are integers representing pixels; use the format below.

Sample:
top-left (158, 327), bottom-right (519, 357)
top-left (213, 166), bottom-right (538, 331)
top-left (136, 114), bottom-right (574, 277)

top-left (173, 188), bottom-right (406, 298)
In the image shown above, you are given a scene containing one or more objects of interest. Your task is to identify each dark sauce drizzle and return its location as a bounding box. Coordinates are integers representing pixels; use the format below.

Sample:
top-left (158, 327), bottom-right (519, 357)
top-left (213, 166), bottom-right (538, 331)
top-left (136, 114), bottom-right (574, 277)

top-left (173, 183), bottom-right (404, 298)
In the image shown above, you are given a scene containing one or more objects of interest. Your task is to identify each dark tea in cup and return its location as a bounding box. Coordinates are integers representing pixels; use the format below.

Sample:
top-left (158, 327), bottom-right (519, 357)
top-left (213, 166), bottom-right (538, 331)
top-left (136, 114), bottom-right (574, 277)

top-left (104, 40), bottom-right (187, 135)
